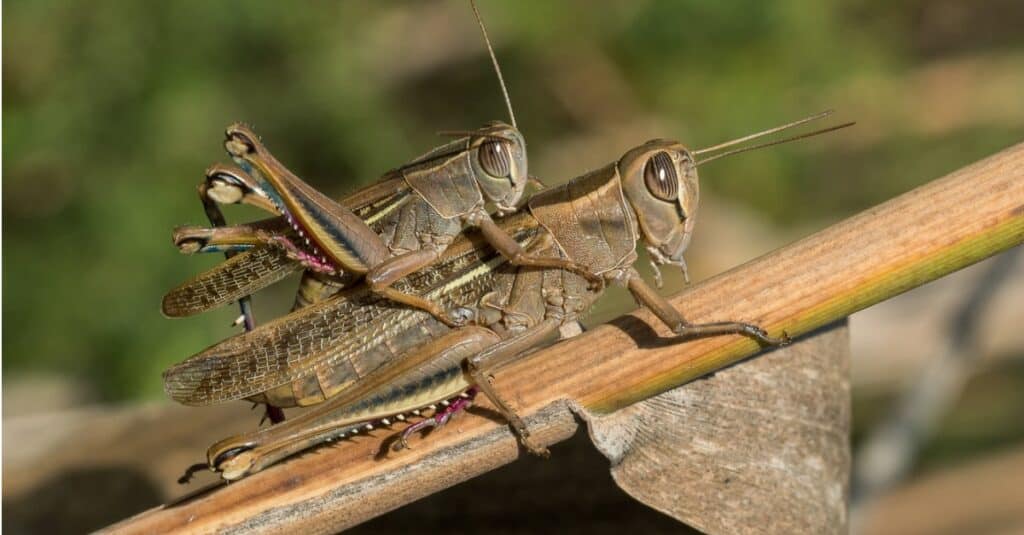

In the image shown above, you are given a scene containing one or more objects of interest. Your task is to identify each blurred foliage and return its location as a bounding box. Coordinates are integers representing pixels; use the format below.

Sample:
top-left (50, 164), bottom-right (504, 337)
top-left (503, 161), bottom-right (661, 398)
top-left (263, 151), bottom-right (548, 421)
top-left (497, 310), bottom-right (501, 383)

top-left (3, 0), bottom-right (1023, 402)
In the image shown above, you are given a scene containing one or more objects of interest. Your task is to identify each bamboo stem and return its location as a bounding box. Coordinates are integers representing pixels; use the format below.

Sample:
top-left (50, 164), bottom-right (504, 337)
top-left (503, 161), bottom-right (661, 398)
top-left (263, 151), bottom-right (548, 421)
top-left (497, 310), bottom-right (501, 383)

top-left (104, 143), bottom-right (1024, 534)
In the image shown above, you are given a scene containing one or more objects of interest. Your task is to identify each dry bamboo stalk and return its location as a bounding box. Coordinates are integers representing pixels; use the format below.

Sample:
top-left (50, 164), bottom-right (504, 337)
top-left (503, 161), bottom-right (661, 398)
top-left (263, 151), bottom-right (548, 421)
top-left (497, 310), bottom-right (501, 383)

top-left (105, 143), bottom-right (1024, 534)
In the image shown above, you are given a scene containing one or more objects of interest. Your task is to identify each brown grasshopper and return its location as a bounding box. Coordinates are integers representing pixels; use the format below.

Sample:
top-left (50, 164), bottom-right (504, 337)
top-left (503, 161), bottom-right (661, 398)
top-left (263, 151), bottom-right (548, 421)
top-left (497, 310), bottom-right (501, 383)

top-left (165, 2), bottom-right (601, 332)
top-left (166, 113), bottom-right (850, 481)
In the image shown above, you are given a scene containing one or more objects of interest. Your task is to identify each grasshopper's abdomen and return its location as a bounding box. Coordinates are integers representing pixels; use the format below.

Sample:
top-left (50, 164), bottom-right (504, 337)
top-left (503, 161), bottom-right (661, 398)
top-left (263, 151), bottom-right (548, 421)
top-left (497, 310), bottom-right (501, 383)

top-left (328, 326), bottom-right (500, 424)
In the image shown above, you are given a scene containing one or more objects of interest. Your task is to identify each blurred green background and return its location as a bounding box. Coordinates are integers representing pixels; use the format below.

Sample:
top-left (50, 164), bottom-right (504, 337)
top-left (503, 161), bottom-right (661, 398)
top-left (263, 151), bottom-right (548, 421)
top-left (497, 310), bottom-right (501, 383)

top-left (4, 2), bottom-right (1023, 414)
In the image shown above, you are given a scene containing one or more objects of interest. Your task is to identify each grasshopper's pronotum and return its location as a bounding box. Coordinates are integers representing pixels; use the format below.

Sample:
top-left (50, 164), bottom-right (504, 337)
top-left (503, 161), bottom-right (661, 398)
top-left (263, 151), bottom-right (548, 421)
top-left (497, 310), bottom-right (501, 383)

top-left (166, 114), bottom-right (850, 482)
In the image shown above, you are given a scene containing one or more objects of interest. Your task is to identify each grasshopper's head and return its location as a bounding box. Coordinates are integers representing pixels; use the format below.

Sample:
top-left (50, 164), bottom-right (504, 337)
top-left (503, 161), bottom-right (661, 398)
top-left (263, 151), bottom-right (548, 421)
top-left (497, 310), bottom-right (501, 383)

top-left (618, 140), bottom-right (699, 282)
top-left (467, 121), bottom-right (528, 216)
top-left (615, 112), bottom-right (853, 284)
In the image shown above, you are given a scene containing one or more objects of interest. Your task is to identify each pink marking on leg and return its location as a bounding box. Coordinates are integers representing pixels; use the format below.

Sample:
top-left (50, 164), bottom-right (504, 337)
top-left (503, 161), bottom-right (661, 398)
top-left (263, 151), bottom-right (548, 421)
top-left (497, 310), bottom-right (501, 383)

top-left (269, 236), bottom-right (336, 274)
top-left (396, 387), bottom-right (478, 450)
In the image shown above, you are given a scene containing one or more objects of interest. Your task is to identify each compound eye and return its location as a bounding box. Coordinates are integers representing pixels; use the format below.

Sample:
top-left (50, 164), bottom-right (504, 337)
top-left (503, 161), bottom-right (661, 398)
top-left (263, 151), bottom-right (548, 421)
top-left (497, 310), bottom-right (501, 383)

top-left (478, 140), bottom-right (511, 178)
top-left (643, 151), bottom-right (679, 202)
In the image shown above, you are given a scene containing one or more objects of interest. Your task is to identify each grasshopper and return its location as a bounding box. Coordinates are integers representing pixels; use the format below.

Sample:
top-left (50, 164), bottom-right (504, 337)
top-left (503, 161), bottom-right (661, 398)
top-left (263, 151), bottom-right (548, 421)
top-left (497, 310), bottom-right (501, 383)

top-left (166, 113), bottom-right (850, 481)
top-left (164, 1), bottom-right (602, 333)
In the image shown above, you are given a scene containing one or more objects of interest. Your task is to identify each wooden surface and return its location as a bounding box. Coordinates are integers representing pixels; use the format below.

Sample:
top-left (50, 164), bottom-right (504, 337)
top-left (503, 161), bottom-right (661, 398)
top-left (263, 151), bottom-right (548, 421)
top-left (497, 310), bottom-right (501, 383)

top-left (104, 143), bottom-right (1024, 533)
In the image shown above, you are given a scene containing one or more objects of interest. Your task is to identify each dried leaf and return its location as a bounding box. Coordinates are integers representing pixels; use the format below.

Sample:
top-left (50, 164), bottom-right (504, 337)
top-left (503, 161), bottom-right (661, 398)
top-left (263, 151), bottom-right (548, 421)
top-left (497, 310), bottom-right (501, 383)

top-left (580, 321), bottom-right (851, 534)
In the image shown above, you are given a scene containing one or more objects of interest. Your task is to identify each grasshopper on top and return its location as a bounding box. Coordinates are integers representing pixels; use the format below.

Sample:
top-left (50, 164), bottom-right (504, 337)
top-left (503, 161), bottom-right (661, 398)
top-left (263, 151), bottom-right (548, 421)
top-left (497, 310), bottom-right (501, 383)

top-left (167, 120), bottom-right (602, 326)
top-left (164, 1), bottom-right (602, 327)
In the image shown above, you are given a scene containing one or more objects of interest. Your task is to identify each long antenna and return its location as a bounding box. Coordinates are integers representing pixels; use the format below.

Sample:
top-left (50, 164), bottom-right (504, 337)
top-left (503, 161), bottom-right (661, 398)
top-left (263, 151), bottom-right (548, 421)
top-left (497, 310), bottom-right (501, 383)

top-left (696, 121), bottom-right (855, 166)
top-left (470, 0), bottom-right (517, 128)
top-left (693, 110), bottom-right (834, 155)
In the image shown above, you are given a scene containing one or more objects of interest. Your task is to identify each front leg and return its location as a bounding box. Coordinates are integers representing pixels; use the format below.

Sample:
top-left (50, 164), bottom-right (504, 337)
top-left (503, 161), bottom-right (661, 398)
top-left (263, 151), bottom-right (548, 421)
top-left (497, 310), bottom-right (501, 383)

top-left (364, 248), bottom-right (466, 327)
top-left (626, 273), bottom-right (789, 346)
top-left (476, 216), bottom-right (606, 291)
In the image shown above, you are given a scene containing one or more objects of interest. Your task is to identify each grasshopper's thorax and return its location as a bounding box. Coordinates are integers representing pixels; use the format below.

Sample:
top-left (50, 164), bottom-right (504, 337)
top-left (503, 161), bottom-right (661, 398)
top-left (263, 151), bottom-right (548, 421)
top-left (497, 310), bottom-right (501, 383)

top-left (527, 139), bottom-right (699, 285)
top-left (617, 140), bottom-right (699, 279)
top-left (528, 163), bottom-right (640, 277)
top-left (400, 121), bottom-right (527, 220)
